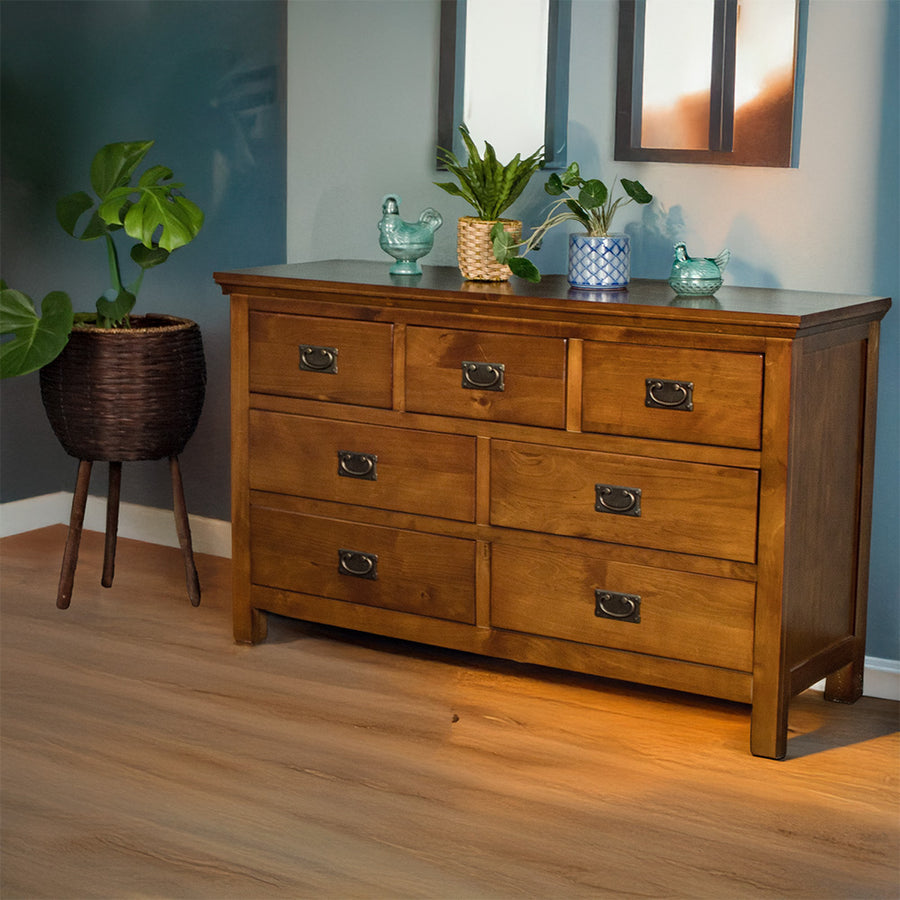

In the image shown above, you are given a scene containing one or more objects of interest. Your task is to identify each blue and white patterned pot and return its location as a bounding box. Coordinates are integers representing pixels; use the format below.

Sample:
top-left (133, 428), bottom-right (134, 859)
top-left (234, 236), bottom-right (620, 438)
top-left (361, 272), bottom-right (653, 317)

top-left (568, 233), bottom-right (630, 290)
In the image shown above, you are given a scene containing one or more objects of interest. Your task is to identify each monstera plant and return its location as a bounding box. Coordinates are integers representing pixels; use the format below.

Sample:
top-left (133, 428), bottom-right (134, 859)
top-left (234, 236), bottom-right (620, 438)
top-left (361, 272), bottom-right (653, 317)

top-left (0, 140), bottom-right (207, 610)
top-left (0, 139), bottom-right (204, 377)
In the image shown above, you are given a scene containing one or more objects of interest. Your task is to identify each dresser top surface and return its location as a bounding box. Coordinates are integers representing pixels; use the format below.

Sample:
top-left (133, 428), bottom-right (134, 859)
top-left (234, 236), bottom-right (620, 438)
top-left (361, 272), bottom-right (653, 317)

top-left (215, 259), bottom-right (890, 332)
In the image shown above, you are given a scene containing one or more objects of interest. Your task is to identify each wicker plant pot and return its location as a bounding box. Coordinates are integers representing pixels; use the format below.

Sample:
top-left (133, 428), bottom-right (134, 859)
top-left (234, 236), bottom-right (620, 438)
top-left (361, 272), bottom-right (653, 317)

top-left (457, 216), bottom-right (522, 282)
top-left (39, 315), bottom-right (206, 462)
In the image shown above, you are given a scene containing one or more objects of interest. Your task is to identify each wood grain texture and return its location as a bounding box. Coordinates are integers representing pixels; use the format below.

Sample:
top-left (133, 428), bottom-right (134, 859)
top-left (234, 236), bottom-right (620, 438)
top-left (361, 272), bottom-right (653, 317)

top-left (491, 543), bottom-right (756, 671)
top-left (221, 264), bottom-right (890, 760)
top-left (405, 326), bottom-right (568, 428)
top-left (490, 440), bottom-right (759, 562)
top-left (250, 311), bottom-right (394, 408)
top-left (581, 341), bottom-right (764, 448)
top-left (249, 410), bottom-right (477, 522)
top-left (2, 527), bottom-right (898, 899)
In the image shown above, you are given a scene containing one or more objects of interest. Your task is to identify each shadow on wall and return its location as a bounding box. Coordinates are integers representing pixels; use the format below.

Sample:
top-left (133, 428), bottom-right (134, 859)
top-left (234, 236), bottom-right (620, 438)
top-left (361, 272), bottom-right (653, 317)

top-left (628, 204), bottom-right (781, 288)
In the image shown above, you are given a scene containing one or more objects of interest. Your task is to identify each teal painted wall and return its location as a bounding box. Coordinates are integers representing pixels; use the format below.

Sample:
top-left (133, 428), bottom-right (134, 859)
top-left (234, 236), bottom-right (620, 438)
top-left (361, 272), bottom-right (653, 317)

top-left (0, 0), bottom-right (286, 521)
top-left (285, 0), bottom-right (898, 662)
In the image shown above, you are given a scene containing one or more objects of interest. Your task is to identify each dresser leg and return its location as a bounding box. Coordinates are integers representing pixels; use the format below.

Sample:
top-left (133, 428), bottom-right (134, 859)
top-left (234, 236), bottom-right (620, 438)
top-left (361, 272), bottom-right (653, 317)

top-left (234, 606), bottom-right (268, 644)
top-left (824, 657), bottom-right (864, 704)
top-left (750, 689), bottom-right (789, 760)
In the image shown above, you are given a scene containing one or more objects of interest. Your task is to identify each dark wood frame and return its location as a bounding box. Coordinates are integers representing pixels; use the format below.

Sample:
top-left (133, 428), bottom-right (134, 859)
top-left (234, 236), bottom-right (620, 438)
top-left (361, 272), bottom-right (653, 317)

top-left (615, 0), bottom-right (803, 167)
top-left (437, 0), bottom-right (572, 168)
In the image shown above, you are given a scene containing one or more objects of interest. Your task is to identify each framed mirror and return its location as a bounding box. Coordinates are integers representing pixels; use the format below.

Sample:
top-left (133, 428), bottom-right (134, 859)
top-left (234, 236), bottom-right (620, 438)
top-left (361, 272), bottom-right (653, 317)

top-left (616, 0), bottom-right (806, 167)
top-left (437, 0), bottom-right (571, 167)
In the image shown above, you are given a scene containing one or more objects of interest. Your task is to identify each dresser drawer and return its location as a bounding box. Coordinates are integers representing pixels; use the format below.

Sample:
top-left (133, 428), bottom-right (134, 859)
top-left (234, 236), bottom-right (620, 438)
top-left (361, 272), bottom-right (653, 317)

top-left (492, 544), bottom-right (755, 671)
top-left (490, 440), bottom-right (759, 562)
top-left (249, 411), bottom-right (476, 521)
top-left (405, 326), bottom-right (567, 428)
top-left (249, 312), bottom-right (393, 407)
top-left (582, 342), bottom-right (763, 449)
top-left (250, 506), bottom-right (476, 623)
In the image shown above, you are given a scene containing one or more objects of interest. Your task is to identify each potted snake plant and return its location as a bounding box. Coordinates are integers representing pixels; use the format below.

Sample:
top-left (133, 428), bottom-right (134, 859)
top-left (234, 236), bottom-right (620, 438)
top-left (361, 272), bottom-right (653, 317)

top-left (0, 139), bottom-right (206, 607)
top-left (492, 161), bottom-right (652, 287)
top-left (434, 124), bottom-right (544, 281)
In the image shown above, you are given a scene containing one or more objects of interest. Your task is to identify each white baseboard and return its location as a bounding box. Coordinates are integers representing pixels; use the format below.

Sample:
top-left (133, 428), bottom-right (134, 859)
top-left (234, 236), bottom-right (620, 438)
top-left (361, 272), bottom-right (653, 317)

top-left (0, 492), bottom-right (897, 700)
top-left (0, 491), bottom-right (231, 558)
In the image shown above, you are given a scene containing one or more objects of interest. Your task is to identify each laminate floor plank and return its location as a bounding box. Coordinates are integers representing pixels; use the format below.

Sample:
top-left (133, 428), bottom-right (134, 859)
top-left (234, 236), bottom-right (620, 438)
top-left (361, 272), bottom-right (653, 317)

top-left (1, 526), bottom-right (898, 899)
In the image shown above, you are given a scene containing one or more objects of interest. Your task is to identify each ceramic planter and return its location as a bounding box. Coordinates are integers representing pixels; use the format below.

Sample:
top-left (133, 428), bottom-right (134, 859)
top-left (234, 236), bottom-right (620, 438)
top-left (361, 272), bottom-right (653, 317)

top-left (568, 233), bottom-right (631, 290)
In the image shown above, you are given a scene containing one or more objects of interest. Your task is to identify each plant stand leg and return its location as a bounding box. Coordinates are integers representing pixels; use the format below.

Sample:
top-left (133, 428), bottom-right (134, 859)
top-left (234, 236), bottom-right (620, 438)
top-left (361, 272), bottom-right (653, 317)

top-left (57, 460), bottom-right (93, 609)
top-left (102, 461), bottom-right (122, 588)
top-left (170, 455), bottom-right (201, 606)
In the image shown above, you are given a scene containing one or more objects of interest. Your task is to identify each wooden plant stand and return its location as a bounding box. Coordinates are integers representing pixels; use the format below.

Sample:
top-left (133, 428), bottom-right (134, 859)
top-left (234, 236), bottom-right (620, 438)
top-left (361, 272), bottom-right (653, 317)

top-left (56, 456), bottom-right (200, 609)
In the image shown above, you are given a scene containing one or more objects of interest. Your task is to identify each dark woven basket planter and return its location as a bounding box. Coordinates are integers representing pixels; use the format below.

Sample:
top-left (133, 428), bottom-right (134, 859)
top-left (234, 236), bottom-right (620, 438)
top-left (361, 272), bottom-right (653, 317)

top-left (40, 315), bottom-right (206, 462)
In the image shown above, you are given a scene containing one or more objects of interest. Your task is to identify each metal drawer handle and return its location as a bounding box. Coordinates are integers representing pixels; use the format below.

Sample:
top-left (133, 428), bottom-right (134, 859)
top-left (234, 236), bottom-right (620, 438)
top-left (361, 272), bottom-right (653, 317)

top-left (338, 450), bottom-right (377, 480)
top-left (338, 549), bottom-right (378, 580)
top-left (595, 484), bottom-right (642, 517)
top-left (595, 590), bottom-right (641, 623)
top-left (461, 361), bottom-right (505, 391)
top-left (645, 378), bottom-right (693, 411)
top-left (299, 344), bottom-right (338, 373)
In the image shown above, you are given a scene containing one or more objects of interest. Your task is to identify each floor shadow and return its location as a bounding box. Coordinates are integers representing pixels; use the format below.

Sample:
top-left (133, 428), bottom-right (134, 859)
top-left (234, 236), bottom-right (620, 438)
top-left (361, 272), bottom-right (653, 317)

top-left (785, 690), bottom-right (900, 758)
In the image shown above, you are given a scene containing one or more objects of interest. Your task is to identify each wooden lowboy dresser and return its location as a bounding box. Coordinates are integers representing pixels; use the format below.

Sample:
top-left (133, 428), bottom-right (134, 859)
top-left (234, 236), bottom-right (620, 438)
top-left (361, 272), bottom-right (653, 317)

top-left (215, 260), bottom-right (890, 758)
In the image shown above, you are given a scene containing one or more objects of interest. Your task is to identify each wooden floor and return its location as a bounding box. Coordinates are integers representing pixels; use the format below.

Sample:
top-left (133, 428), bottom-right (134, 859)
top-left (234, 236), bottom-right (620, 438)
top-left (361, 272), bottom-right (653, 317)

top-left (1, 526), bottom-right (898, 899)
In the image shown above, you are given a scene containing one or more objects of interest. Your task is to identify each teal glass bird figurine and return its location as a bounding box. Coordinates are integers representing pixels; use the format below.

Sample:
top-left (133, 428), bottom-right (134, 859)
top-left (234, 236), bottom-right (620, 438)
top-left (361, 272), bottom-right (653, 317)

top-left (378, 194), bottom-right (442, 276)
top-left (668, 242), bottom-right (731, 296)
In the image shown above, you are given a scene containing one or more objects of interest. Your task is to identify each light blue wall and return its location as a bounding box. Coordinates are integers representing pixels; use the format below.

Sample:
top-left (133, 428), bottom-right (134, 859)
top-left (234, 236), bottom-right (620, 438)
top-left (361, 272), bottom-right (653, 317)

top-left (0, 0), bottom-right (287, 521)
top-left (286, 0), bottom-right (898, 661)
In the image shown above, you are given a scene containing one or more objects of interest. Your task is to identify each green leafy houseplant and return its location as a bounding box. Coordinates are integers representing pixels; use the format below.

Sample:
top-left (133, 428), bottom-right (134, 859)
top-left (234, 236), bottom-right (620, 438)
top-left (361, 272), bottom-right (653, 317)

top-left (0, 140), bottom-right (204, 378)
top-left (434, 124), bottom-right (545, 220)
top-left (491, 161), bottom-right (652, 282)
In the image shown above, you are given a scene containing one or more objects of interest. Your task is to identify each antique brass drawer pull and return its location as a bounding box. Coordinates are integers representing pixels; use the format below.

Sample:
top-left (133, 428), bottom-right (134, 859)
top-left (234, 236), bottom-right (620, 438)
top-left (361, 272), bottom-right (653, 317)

top-left (337, 450), bottom-right (377, 480)
top-left (594, 590), bottom-right (641, 623)
top-left (299, 344), bottom-right (338, 373)
top-left (461, 361), bottom-right (505, 391)
top-left (595, 484), bottom-right (642, 517)
top-left (338, 548), bottom-right (378, 580)
top-left (645, 378), bottom-right (693, 410)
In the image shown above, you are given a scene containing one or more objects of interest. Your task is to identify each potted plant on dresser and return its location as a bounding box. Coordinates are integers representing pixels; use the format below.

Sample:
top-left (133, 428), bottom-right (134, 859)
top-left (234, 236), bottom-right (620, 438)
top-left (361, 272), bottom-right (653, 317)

top-left (0, 139), bottom-right (206, 609)
top-left (434, 123), bottom-right (544, 281)
top-left (493, 161), bottom-right (653, 287)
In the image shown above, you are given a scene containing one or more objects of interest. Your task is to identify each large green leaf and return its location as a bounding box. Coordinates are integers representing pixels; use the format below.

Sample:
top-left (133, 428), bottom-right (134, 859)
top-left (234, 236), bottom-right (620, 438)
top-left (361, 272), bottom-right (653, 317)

top-left (507, 256), bottom-right (541, 283)
top-left (90, 140), bottom-right (154, 198)
top-left (490, 222), bottom-right (516, 263)
top-left (0, 288), bottom-right (73, 378)
top-left (95, 287), bottom-right (136, 328)
top-left (545, 173), bottom-right (565, 196)
top-left (559, 161), bottom-right (583, 188)
top-left (620, 178), bottom-right (652, 204)
top-left (99, 184), bottom-right (203, 252)
top-left (579, 179), bottom-right (608, 210)
top-left (131, 243), bottom-right (170, 270)
top-left (57, 191), bottom-right (98, 239)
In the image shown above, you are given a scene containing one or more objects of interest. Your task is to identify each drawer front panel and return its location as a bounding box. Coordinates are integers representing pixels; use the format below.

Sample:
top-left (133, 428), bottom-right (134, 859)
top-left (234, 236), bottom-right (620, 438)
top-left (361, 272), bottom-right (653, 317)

top-left (405, 326), bottom-right (567, 427)
top-left (582, 342), bottom-right (763, 449)
top-left (251, 506), bottom-right (476, 623)
top-left (249, 411), bottom-right (477, 521)
top-left (491, 441), bottom-right (759, 562)
top-left (250, 312), bottom-right (393, 407)
top-left (492, 544), bottom-right (755, 670)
